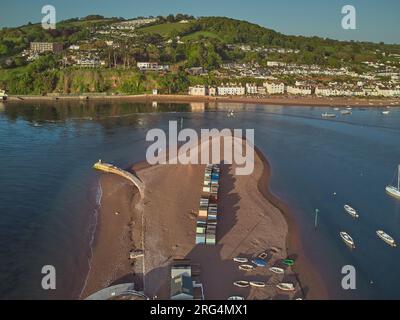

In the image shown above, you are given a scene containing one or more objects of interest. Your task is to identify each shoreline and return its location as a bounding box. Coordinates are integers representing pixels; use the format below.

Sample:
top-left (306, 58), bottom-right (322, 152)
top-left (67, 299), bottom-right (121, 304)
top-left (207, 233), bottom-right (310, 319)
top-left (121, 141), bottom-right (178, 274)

top-left (254, 146), bottom-right (329, 299)
top-left (5, 93), bottom-right (400, 108)
top-left (82, 138), bottom-right (328, 300)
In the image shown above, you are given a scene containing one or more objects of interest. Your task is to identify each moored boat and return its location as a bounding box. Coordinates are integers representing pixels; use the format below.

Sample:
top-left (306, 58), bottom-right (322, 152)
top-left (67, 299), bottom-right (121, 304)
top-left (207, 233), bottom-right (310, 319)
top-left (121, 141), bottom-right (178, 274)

top-left (382, 110), bottom-right (390, 115)
top-left (233, 257), bottom-right (248, 263)
top-left (322, 112), bottom-right (336, 118)
top-left (386, 165), bottom-right (400, 199)
top-left (276, 283), bottom-right (295, 291)
top-left (340, 231), bottom-right (355, 248)
top-left (340, 110), bottom-right (352, 115)
top-left (269, 267), bottom-right (285, 274)
top-left (233, 281), bottom-right (249, 288)
top-left (376, 230), bottom-right (397, 247)
top-left (344, 205), bottom-right (359, 218)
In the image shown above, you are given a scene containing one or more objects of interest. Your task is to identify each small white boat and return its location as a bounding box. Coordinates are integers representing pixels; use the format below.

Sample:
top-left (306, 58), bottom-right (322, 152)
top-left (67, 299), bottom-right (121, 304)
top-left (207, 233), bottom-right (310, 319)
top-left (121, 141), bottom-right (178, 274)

top-left (228, 296), bottom-right (245, 300)
top-left (346, 106), bottom-right (352, 110)
top-left (376, 230), bottom-right (397, 247)
top-left (250, 281), bottom-right (266, 288)
top-left (340, 231), bottom-right (355, 248)
top-left (386, 165), bottom-right (400, 199)
top-left (233, 257), bottom-right (248, 263)
top-left (276, 283), bottom-right (295, 291)
top-left (382, 110), bottom-right (390, 115)
top-left (340, 110), bottom-right (352, 115)
top-left (344, 205), bottom-right (359, 218)
top-left (322, 112), bottom-right (336, 118)
top-left (269, 267), bottom-right (285, 274)
top-left (233, 281), bottom-right (249, 288)
top-left (333, 107), bottom-right (340, 111)
top-left (239, 264), bottom-right (255, 271)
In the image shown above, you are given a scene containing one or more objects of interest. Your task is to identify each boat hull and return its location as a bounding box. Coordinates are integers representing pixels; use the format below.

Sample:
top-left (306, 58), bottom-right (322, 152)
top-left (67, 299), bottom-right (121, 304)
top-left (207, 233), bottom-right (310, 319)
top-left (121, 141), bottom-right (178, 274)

top-left (386, 186), bottom-right (400, 199)
top-left (377, 231), bottom-right (397, 247)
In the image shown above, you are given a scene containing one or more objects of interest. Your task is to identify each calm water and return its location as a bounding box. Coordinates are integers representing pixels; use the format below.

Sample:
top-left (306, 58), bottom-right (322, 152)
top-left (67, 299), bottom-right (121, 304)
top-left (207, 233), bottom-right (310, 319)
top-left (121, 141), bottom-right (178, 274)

top-left (0, 101), bottom-right (399, 299)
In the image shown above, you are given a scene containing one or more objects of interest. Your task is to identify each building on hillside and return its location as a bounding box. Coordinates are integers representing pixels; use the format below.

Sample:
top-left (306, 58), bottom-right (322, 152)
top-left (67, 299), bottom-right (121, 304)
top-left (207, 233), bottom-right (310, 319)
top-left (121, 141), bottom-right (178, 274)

top-left (257, 86), bottom-right (266, 95)
top-left (267, 61), bottom-right (287, 67)
top-left (188, 85), bottom-right (208, 96)
top-left (245, 83), bottom-right (258, 95)
top-left (263, 82), bottom-right (285, 94)
top-left (30, 42), bottom-right (63, 54)
top-left (75, 58), bottom-right (102, 68)
top-left (217, 83), bottom-right (245, 96)
top-left (137, 62), bottom-right (169, 71)
top-left (209, 87), bottom-right (217, 96)
top-left (286, 85), bottom-right (312, 95)
top-left (376, 86), bottom-right (400, 97)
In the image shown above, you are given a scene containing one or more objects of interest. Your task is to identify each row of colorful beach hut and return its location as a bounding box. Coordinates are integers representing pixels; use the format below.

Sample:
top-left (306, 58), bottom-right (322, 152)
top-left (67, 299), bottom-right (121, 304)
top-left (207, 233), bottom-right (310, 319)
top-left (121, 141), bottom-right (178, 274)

top-left (196, 164), bottom-right (220, 245)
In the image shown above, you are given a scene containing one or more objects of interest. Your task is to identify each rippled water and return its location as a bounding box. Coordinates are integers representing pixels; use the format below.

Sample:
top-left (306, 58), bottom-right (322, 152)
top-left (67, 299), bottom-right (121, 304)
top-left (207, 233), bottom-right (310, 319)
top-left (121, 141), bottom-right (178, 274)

top-left (0, 101), bottom-right (399, 299)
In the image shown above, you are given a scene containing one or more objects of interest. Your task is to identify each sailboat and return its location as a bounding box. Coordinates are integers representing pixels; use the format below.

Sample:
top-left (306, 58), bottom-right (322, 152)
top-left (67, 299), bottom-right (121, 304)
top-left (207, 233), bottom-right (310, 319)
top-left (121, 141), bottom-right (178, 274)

top-left (386, 165), bottom-right (400, 199)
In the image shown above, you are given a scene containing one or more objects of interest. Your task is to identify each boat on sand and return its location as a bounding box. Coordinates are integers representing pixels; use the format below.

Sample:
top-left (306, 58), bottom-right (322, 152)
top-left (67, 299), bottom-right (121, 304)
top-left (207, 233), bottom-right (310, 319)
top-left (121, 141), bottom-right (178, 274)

top-left (234, 281), bottom-right (249, 288)
top-left (269, 267), bottom-right (285, 274)
top-left (239, 264), bottom-right (255, 271)
top-left (250, 281), bottom-right (266, 288)
top-left (276, 283), bottom-right (295, 291)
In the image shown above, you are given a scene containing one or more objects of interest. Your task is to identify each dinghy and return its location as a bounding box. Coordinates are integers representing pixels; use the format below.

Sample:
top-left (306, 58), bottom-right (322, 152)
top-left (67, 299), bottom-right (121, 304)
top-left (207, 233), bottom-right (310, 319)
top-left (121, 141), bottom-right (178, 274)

top-left (344, 205), bottom-right (359, 218)
top-left (340, 231), bottom-right (355, 248)
top-left (233, 281), bottom-right (249, 288)
top-left (269, 267), bottom-right (285, 274)
top-left (250, 281), bottom-right (266, 288)
top-left (233, 257), bottom-right (248, 263)
top-left (228, 296), bottom-right (245, 300)
top-left (376, 230), bottom-right (397, 247)
top-left (239, 264), bottom-right (255, 271)
top-left (282, 259), bottom-right (294, 266)
top-left (276, 283), bottom-right (295, 292)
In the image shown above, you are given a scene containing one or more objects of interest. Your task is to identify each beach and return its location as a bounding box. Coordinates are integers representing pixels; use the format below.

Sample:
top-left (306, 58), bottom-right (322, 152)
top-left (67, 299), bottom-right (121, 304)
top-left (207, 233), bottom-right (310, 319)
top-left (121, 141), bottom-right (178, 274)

top-left (5, 93), bottom-right (400, 108)
top-left (82, 136), bottom-right (328, 300)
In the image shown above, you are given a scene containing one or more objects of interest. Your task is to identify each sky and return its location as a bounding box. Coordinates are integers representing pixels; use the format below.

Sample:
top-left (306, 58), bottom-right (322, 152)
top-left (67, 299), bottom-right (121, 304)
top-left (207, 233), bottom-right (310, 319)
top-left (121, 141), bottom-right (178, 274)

top-left (1, 0), bottom-right (399, 44)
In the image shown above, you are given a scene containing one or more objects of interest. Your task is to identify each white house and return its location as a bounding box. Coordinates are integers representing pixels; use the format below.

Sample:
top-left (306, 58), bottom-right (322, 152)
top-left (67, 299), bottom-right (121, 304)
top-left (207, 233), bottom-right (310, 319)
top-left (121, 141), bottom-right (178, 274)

top-left (137, 62), bottom-right (169, 71)
top-left (217, 83), bottom-right (245, 96)
top-left (245, 83), bottom-right (258, 95)
top-left (287, 85), bottom-right (312, 95)
top-left (188, 85), bottom-right (208, 96)
top-left (263, 82), bottom-right (285, 95)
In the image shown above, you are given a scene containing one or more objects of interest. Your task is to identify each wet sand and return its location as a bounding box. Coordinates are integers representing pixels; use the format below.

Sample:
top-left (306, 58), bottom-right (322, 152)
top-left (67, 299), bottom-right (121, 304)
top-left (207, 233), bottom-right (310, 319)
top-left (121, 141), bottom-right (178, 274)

top-left (82, 137), bottom-right (328, 300)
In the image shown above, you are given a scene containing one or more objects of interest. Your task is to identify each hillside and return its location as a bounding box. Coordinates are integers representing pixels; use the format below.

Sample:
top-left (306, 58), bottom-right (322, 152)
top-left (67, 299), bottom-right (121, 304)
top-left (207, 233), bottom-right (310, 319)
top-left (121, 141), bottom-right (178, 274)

top-left (0, 14), bottom-right (399, 95)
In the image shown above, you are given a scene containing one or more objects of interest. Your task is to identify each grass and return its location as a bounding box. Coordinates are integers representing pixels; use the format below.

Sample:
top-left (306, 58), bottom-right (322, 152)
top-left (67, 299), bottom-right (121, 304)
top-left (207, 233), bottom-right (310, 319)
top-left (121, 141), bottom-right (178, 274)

top-left (139, 22), bottom-right (194, 37)
top-left (181, 31), bottom-right (222, 42)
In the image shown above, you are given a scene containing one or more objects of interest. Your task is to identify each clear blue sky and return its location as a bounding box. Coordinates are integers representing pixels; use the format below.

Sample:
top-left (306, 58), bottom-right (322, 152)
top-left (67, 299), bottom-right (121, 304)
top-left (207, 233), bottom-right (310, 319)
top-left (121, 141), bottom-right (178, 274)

top-left (1, 0), bottom-right (399, 44)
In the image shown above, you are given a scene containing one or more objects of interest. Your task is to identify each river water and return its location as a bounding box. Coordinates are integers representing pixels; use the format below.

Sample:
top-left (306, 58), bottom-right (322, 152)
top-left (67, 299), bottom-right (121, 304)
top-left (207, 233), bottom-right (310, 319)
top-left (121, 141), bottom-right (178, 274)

top-left (0, 101), bottom-right (399, 299)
